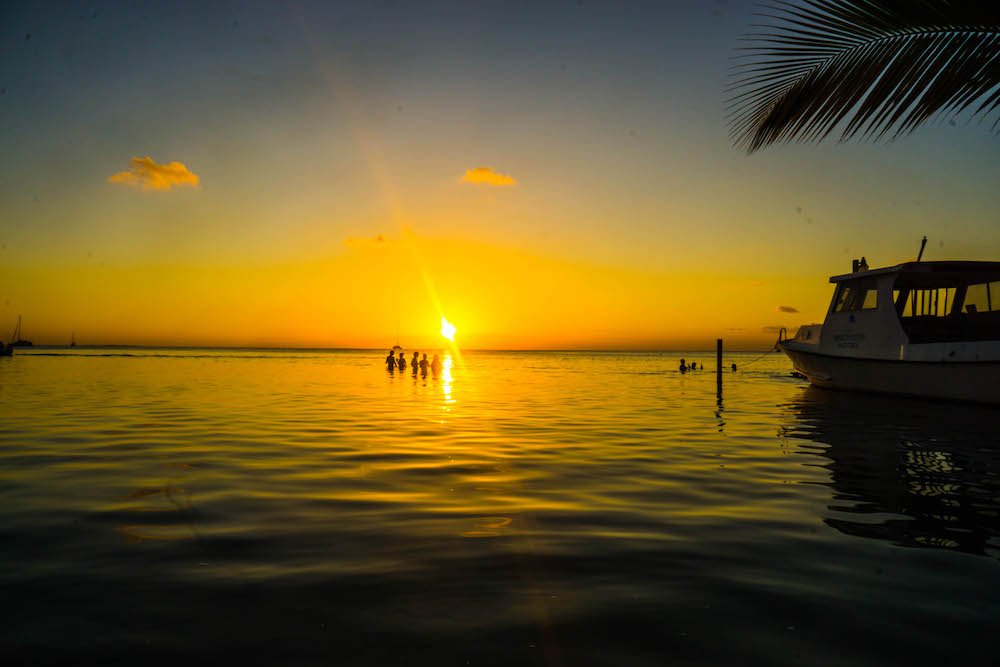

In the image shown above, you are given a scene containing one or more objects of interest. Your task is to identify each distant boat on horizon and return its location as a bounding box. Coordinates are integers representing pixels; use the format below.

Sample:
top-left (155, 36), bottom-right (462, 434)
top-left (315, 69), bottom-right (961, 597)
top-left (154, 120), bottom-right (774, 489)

top-left (778, 248), bottom-right (1000, 404)
top-left (70, 331), bottom-right (76, 348)
top-left (9, 315), bottom-right (32, 347)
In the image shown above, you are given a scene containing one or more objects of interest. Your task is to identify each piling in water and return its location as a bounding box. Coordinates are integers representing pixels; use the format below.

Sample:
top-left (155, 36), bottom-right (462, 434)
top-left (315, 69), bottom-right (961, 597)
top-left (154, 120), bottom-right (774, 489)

top-left (716, 338), bottom-right (723, 400)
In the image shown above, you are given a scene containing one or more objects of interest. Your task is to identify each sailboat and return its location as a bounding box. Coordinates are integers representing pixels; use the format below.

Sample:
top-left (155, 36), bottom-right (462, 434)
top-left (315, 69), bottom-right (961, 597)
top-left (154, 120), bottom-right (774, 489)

top-left (10, 315), bottom-right (32, 347)
top-left (391, 324), bottom-right (403, 353)
top-left (70, 331), bottom-right (77, 348)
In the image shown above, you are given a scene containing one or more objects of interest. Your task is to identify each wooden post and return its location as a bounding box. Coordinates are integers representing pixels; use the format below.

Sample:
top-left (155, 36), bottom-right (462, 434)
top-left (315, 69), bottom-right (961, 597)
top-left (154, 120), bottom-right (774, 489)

top-left (716, 338), bottom-right (723, 401)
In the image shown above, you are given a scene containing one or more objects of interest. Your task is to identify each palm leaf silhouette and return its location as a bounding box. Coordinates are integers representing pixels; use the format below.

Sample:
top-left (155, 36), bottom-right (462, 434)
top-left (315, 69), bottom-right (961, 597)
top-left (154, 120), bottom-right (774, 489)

top-left (728, 1), bottom-right (1000, 153)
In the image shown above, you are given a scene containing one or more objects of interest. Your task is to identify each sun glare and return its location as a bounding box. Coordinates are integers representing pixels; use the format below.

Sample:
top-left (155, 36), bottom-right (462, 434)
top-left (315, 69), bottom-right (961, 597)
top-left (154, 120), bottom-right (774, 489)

top-left (440, 317), bottom-right (457, 342)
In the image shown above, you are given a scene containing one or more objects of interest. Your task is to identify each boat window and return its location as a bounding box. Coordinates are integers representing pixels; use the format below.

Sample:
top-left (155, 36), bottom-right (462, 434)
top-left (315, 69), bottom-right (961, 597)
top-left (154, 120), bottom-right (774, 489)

top-left (963, 282), bottom-right (999, 313)
top-left (833, 284), bottom-right (878, 312)
top-left (896, 278), bottom-right (1000, 344)
top-left (893, 289), bottom-right (906, 312)
top-left (906, 287), bottom-right (956, 317)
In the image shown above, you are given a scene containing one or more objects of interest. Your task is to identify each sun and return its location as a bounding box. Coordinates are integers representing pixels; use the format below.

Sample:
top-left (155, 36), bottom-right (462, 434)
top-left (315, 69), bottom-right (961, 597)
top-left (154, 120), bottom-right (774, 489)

top-left (440, 316), bottom-right (457, 342)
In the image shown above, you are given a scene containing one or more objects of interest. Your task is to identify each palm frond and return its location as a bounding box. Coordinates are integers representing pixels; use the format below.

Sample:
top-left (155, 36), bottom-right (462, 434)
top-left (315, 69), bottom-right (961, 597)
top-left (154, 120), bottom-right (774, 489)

top-left (728, 1), bottom-right (1000, 153)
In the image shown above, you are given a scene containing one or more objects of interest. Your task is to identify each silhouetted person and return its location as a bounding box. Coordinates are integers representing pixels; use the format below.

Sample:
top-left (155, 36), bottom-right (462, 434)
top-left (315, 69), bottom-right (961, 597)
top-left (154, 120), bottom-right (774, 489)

top-left (691, 361), bottom-right (698, 371)
top-left (411, 351), bottom-right (419, 375)
top-left (386, 350), bottom-right (396, 371)
top-left (419, 353), bottom-right (429, 376)
top-left (431, 354), bottom-right (441, 377)
top-left (859, 256), bottom-right (869, 271)
top-left (731, 363), bottom-right (737, 372)
top-left (397, 352), bottom-right (406, 370)
top-left (679, 358), bottom-right (687, 373)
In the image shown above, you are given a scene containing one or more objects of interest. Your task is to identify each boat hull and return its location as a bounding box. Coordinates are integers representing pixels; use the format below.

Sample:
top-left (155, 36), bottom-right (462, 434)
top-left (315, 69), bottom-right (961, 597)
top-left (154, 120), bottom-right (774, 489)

top-left (778, 342), bottom-right (1000, 405)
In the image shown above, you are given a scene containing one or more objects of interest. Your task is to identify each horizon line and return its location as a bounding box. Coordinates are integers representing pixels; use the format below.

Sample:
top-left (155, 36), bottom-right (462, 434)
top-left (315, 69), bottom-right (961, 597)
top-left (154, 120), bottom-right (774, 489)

top-left (13, 342), bottom-right (773, 353)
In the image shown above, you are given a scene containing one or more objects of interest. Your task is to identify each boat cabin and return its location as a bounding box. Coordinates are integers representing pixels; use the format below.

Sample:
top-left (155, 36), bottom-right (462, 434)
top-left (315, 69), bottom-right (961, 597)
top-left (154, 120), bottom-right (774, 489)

top-left (781, 260), bottom-right (1000, 401)
top-left (798, 261), bottom-right (1000, 360)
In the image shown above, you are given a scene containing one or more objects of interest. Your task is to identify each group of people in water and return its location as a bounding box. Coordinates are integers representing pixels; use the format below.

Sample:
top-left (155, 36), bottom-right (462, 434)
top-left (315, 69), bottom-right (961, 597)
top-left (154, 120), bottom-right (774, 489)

top-left (386, 351), bottom-right (733, 376)
top-left (679, 359), bottom-right (738, 373)
top-left (386, 350), bottom-right (442, 377)
top-left (679, 358), bottom-right (700, 372)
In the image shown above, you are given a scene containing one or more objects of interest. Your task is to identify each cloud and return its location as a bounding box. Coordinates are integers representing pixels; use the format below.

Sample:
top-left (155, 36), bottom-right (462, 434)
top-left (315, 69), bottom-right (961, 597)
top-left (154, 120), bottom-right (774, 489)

top-left (108, 156), bottom-right (199, 191)
top-left (461, 167), bottom-right (517, 187)
top-left (776, 305), bottom-right (799, 313)
top-left (761, 325), bottom-right (786, 333)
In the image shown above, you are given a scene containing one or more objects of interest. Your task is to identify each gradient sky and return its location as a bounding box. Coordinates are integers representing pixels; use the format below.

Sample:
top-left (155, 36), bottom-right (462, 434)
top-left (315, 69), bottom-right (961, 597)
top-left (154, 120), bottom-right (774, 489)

top-left (1, 1), bottom-right (998, 349)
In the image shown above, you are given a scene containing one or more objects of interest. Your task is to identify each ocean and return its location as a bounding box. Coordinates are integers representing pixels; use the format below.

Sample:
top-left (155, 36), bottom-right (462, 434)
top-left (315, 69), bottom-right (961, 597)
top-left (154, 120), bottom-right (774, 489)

top-left (2, 348), bottom-right (998, 665)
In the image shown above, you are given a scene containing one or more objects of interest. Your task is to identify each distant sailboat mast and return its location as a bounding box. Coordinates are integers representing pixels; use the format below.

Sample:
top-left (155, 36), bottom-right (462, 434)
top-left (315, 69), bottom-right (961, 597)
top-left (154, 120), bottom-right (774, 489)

top-left (392, 322), bottom-right (403, 353)
top-left (10, 315), bottom-right (33, 347)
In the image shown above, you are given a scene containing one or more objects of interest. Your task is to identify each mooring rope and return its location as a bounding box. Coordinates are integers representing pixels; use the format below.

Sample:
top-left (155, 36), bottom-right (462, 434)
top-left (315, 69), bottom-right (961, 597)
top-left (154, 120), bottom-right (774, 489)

top-left (734, 328), bottom-right (786, 369)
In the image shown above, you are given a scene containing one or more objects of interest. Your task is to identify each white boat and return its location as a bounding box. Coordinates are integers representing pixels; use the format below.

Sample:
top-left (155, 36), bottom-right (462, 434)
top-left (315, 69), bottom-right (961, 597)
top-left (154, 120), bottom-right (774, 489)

top-left (778, 258), bottom-right (1000, 404)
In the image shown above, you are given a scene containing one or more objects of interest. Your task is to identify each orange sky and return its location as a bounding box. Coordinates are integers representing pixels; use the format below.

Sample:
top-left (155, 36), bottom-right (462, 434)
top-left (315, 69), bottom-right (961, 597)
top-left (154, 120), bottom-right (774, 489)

top-left (1, 3), bottom-right (997, 349)
top-left (0, 230), bottom-right (856, 350)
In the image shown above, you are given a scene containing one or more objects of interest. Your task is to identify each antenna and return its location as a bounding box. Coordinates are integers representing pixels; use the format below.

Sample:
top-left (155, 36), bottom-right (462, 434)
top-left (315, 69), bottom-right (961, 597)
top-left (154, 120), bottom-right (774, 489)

top-left (916, 236), bottom-right (928, 262)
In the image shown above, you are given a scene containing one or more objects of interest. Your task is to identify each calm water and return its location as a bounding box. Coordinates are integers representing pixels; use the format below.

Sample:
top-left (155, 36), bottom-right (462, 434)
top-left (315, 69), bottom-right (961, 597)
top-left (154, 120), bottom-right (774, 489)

top-left (2, 349), bottom-right (999, 665)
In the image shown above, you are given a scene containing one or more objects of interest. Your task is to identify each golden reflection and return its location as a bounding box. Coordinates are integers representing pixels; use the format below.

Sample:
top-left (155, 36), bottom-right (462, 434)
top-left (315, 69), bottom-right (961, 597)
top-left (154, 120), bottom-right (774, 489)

top-left (461, 516), bottom-right (513, 538)
top-left (441, 353), bottom-right (454, 404)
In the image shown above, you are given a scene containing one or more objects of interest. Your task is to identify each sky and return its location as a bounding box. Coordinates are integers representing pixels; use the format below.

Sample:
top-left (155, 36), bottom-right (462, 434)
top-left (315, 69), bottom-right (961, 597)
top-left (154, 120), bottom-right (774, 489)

top-left (1, 0), bottom-right (998, 349)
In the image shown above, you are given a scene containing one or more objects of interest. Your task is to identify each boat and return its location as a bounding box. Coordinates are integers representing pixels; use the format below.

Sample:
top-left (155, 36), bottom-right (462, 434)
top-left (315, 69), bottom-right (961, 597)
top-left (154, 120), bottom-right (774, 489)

top-left (70, 331), bottom-right (76, 348)
top-left (9, 315), bottom-right (32, 347)
top-left (778, 244), bottom-right (1000, 404)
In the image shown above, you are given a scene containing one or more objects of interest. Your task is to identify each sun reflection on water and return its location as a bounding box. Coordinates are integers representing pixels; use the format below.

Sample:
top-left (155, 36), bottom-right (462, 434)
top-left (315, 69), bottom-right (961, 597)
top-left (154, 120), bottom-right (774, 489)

top-left (441, 353), bottom-right (454, 404)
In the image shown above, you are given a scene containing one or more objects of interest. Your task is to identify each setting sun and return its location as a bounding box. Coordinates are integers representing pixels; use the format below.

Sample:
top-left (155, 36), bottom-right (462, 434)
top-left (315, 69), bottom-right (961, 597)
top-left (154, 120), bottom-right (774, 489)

top-left (440, 317), bottom-right (457, 342)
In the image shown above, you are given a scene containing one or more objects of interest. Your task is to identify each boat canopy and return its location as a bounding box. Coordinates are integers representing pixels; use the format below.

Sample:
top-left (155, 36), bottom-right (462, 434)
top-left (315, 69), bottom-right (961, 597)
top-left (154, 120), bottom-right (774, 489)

top-left (831, 261), bottom-right (1000, 286)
